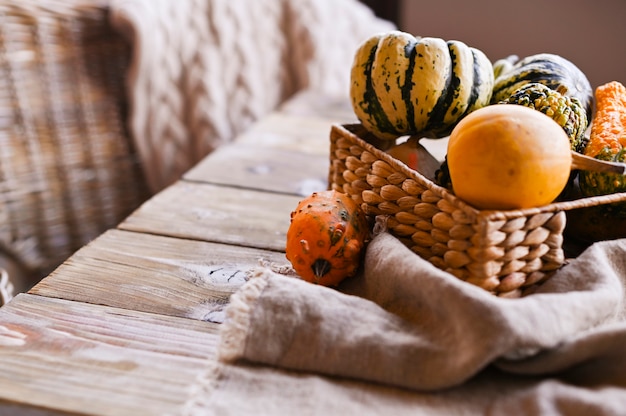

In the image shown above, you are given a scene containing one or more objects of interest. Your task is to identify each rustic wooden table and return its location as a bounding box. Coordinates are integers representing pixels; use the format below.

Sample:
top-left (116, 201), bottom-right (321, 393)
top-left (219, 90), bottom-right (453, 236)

top-left (0, 90), bottom-right (394, 415)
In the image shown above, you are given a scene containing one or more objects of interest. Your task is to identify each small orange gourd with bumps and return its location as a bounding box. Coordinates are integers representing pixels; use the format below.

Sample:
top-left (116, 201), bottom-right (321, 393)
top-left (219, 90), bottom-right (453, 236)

top-left (286, 190), bottom-right (369, 286)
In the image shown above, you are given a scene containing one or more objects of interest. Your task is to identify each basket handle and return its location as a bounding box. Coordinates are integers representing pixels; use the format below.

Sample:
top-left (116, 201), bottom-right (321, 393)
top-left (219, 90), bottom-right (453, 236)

top-left (571, 151), bottom-right (626, 175)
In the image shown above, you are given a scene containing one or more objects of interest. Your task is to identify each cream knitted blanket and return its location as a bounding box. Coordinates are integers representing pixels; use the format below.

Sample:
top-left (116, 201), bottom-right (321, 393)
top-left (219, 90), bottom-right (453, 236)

top-left (110, 0), bottom-right (393, 192)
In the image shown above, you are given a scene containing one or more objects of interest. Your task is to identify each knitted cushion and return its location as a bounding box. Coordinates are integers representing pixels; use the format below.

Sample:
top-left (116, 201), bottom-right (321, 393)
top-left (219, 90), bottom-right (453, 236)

top-left (111, 0), bottom-right (394, 192)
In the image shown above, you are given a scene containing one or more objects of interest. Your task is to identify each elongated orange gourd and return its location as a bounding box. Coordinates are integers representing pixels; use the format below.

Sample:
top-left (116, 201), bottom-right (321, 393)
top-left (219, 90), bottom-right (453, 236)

top-left (285, 190), bottom-right (369, 286)
top-left (579, 81), bottom-right (626, 197)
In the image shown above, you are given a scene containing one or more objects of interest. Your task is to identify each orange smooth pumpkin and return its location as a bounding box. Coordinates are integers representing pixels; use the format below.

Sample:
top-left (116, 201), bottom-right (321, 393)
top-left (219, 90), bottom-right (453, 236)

top-left (446, 104), bottom-right (572, 210)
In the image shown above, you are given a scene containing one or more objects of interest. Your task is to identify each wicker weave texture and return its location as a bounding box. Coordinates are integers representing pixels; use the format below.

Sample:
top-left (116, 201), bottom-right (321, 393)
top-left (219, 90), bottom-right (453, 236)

top-left (0, 0), bottom-right (148, 285)
top-left (0, 267), bottom-right (13, 306)
top-left (329, 124), bottom-right (626, 297)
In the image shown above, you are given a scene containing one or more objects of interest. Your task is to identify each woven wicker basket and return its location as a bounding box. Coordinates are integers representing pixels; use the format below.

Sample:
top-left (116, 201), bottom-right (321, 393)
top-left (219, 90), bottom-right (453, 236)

top-left (329, 123), bottom-right (626, 297)
top-left (0, 1), bottom-right (149, 291)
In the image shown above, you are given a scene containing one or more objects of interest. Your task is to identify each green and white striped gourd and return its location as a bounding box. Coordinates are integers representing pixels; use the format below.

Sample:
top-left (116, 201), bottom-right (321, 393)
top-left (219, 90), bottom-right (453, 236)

top-left (491, 53), bottom-right (594, 120)
top-left (350, 31), bottom-right (494, 140)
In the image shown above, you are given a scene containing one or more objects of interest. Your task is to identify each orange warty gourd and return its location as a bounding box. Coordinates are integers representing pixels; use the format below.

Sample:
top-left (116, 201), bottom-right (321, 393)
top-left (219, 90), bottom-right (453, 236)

top-left (285, 190), bottom-right (369, 286)
top-left (579, 81), bottom-right (626, 197)
top-left (446, 104), bottom-right (572, 210)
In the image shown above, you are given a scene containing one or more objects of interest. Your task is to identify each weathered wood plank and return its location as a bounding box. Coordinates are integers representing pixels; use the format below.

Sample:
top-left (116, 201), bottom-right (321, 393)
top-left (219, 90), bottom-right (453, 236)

top-left (184, 142), bottom-right (328, 196)
top-left (230, 90), bottom-right (356, 155)
top-left (231, 112), bottom-right (337, 155)
top-left (0, 293), bottom-right (219, 416)
top-left (234, 113), bottom-right (344, 156)
top-left (31, 229), bottom-right (288, 321)
top-left (184, 92), bottom-right (354, 194)
top-left (278, 90), bottom-right (356, 122)
top-left (119, 181), bottom-right (299, 252)
top-left (0, 91), bottom-right (362, 415)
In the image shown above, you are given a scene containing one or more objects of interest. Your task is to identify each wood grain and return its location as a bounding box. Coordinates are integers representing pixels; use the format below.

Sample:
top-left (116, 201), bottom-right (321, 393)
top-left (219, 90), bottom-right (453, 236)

top-left (232, 112), bottom-right (339, 155)
top-left (0, 293), bottom-right (219, 416)
top-left (0, 91), bottom-right (357, 414)
top-left (30, 229), bottom-right (289, 322)
top-left (119, 181), bottom-right (300, 252)
top-left (278, 90), bottom-right (357, 122)
top-left (184, 142), bottom-right (329, 196)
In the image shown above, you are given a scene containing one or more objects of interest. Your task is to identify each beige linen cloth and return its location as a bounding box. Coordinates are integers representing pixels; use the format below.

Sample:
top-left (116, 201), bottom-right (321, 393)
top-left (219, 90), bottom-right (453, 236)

top-left (185, 232), bottom-right (626, 415)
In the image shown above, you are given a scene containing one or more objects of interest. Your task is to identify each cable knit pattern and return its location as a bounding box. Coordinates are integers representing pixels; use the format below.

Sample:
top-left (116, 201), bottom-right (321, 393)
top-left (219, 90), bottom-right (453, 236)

top-left (110, 0), bottom-right (394, 192)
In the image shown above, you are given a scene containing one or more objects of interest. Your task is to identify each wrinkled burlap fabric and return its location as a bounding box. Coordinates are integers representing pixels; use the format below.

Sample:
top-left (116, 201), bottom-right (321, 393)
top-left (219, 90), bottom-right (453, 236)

top-left (186, 232), bottom-right (626, 415)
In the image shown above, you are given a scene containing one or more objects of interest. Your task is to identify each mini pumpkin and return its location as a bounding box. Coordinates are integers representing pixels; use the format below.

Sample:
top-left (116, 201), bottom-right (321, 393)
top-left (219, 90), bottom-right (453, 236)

top-left (285, 190), bottom-right (369, 286)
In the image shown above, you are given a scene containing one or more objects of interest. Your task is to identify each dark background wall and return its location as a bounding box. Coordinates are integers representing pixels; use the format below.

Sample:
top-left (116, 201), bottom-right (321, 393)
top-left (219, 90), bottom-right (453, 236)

top-left (359, 0), bottom-right (400, 26)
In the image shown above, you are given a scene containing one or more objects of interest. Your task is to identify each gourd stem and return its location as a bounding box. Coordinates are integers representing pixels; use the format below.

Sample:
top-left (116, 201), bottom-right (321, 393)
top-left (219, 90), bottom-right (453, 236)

top-left (571, 151), bottom-right (626, 175)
